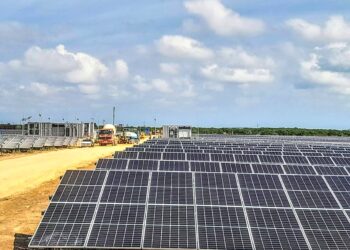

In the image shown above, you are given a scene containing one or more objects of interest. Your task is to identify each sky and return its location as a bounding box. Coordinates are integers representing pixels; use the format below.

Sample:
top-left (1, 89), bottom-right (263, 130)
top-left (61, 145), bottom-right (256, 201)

top-left (1, 0), bottom-right (350, 128)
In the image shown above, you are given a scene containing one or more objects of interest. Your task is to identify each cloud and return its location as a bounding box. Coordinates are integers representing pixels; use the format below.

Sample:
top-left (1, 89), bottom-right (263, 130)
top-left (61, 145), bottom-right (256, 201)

top-left (218, 47), bottom-right (274, 68)
top-left (316, 43), bottom-right (350, 68)
top-left (201, 64), bottom-right (273, 84)
top-left (300, 46), bottom-right (350, 95)
top-left (287, 16), bottom-right (350, 42)
top-left (157, 35), bottom-right (213, 60)
top-left (184, 0), bottom-right (265, 36)
top-left (0, 22), bottom-right (38, 44)
top-left (182, 19), bottom-right (202, 33)
top-left (160, 63), bottom-right (180, 74)
top-left (114, 59), bottom-right (129, 80)
top-left (133, 76), bottom-right (172, 93)
top-left (0, 44), bottom-right (129, 96)
top-left (24, 44), bottom-right (108, 84)
top-left (28, 82), bottom-right (57, 96)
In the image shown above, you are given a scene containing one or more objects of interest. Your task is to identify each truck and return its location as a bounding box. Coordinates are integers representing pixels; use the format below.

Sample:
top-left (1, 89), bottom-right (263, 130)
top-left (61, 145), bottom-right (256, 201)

top-left (97, 124), bottom-right (118, 146)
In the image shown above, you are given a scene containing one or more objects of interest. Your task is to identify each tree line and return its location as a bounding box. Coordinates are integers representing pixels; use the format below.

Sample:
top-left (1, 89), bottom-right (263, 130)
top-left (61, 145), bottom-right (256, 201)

top-left (191, 127), bottom-right (350, 137)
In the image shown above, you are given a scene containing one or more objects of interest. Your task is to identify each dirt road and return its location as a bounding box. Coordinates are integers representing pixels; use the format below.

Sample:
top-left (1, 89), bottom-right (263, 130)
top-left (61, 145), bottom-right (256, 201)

top-left (0, 145), bottom-right (132, 199)
top-left (0, 144), bottom-right (133, 249)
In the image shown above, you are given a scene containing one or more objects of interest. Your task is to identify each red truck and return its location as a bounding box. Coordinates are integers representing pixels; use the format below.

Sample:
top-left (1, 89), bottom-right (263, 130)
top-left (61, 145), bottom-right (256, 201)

top-left (97, 128), bottom-right (117, 146)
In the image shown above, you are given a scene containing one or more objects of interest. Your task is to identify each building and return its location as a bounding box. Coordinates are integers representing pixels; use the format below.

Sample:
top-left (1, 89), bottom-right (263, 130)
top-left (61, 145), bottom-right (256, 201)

top-left (162, 125), bottom-right (192, 139)
top-left (25, 122), bottom-right (96, 138)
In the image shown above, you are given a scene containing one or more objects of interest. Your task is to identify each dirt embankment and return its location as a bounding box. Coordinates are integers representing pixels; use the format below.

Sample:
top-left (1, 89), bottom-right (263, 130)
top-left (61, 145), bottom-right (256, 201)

top-left (0, 144), bottom-right (135, 249)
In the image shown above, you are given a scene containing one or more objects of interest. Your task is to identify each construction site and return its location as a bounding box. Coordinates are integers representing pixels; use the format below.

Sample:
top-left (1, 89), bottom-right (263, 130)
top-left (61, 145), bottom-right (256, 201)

top-left (2, 0), bottom-right (350, 249)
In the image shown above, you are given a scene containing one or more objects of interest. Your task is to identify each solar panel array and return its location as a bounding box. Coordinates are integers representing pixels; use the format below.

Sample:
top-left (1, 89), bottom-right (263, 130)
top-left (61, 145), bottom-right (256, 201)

top-left (30, 137), bottom-right (350, 249)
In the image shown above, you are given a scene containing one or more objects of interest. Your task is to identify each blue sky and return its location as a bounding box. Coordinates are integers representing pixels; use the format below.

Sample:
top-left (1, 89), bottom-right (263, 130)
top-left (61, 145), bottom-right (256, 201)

top-left (1, 0), bottom-right (350, 128)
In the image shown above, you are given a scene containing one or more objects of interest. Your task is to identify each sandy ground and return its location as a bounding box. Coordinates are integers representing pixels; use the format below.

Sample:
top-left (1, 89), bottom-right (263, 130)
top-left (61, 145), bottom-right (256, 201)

top-left (0, 144), bottom-right (134, 250)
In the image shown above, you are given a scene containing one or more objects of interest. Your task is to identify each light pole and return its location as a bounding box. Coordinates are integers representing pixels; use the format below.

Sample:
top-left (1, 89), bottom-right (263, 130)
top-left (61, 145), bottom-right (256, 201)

top-left (154, 118), bottom-right (156, 139)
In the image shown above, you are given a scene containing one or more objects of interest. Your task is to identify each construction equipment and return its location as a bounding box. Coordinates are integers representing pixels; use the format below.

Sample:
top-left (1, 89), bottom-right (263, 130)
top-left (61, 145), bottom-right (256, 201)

top-left (97, 124), bottom-right (118, 146)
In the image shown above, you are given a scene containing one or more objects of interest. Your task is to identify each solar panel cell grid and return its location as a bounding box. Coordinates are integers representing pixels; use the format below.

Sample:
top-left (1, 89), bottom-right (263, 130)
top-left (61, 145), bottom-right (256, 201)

top-left (106, 171), bottom-right (149, 186)
top-left (151, 172), bottom-right (192, 187)
top-left (238, 174), bottom-right (283, 190)
top-left (242, 189), bottom-right (290, 207)
top-left (52, 185), bottom-right (101, 202)
top-left (282, 175), bottom-right (329, 191)
top-left (30, 223), bottom-right (90, 247)
top-left (288, 190), bottom-right (339, 208)
top-left (252, 164), bottom-right (284, 174)
top-left (190, 161), bottom-right (220, 172)
top-left (101, 186), bottom-right (147, 203)
top-left (42, 203), bottom-right (96, 223)
top-left (196, 188), bottom-right (241, 206)
top-left (251, 228), bottom-right (309, 250)
top-left (195, 173), bottom-right (237, 189)
top-left (60, 170), bottom-right (106, 185)
top-left (159, 160), bottom-right (189, 171)
top-left (221, 162), bottom-right (252, 173)
top-left (247, 208), bottom-right (299, 229)
top-left (30, 137), bottom-right (350, 249)
top-left (88, 224), bottom-right (143, 248)
top-left (148, 186), bottom-right (194, 204)
top-left (314, 166), bottom-right (348, 175)
top-left (283, 165), bottom-right (316, 175)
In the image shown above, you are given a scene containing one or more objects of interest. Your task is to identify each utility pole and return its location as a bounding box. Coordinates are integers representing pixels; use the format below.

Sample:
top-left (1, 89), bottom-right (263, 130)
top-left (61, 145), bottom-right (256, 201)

top-left (154, 118), bottom-right (156, 138)
top-left (113, 106), bottom-right (116, 125)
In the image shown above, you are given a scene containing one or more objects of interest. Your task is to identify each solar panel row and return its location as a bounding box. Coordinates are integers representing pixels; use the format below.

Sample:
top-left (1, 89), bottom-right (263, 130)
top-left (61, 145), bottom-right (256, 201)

top-left (30, 138), bottom-right (350, 250)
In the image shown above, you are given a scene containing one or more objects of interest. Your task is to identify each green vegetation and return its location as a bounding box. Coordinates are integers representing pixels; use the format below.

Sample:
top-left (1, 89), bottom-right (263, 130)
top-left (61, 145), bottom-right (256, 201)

top-left (191, 127), bottom-right (350, 137)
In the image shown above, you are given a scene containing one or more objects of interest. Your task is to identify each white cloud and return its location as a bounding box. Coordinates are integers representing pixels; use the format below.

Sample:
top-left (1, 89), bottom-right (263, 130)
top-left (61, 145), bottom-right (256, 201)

top-left (29, 82), bottom-right (55, 96)
top-left (160, 63), bottom-right (180, 75)
top-left (218, 47), bottom-right (274, 68)
top-left (151, 79), bottom-right (172, 93)
top-left (203, 82), bottom-right (224, 92)
top-left (201, 64), bottom-right (273, 83)
top-left (78, 84), bottom-right (100, 95)
top-left (157, 35), bottom-right (213, 60)
top-left (0, 22), bottom-right (38, 44)
top-left (317, 43), bottom-right (350, 68)
top-left (0, 44), bottom-right (129, 96)
top-left (184, 0), bottom-right (265, 36)
top-left (287, 16), bottom-right (350, 42)
top-left (133, 76), bottom-right (172, 93)
top-left (300, 45), bottom-right (350, 95)
top-left (114, 59), bottom-right (129, 80)
top-left (182, 19), bottom-right (202, 33)
top-left (24, 44), bottom-right (108, 84)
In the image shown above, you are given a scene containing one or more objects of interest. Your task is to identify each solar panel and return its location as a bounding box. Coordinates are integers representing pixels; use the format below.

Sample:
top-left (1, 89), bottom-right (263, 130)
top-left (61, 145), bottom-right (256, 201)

top-left (128, 159), bottom-right (158, 170)
top-left (187, 153), bottom-right (210, 161)
top-left (190, 161), bottom-right (220, 172)
top-left (159, 160), bottom-right (189, 171)
top-left (314, 165), bottom-right (348, 175)
top-left (308, 156), bottom-right (334, 165)
top-left (138, 152), bottom-right (162, 160)
top-left (258, 155), bottom-right (284, 163)
top-left (197, 206), bottom-right (252, 250)
top-left (283, 165), bottom-right (316, 175)
top-left (332, 157), bottom-right (350, 166)
top-left (221, 162), bottom-right (252, 173)
top-left (162, 152), bottom-right (186, 160)
top-left (288, 190), bottom-right (339, 208)
top-left (242, 189), bottom-right (289, 207)
top-left (60, 170), bottom-right (106, 185)
top-left (252, 164), bottom-right (284, 174)
top-left (96, 158), bottom-right (128, 169)
top-left (52, 185), bottom-right (101, 202)
top-left (114, 151), bottom-right (138, 159)
top-left (210, 153), bottom-right (235, 162)
top-left (235, 154), bottom-right (260, 163)
top-left (283, 155), bottom-right (309, 165)
top-left (31, 137), bottom-right (350, 249)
